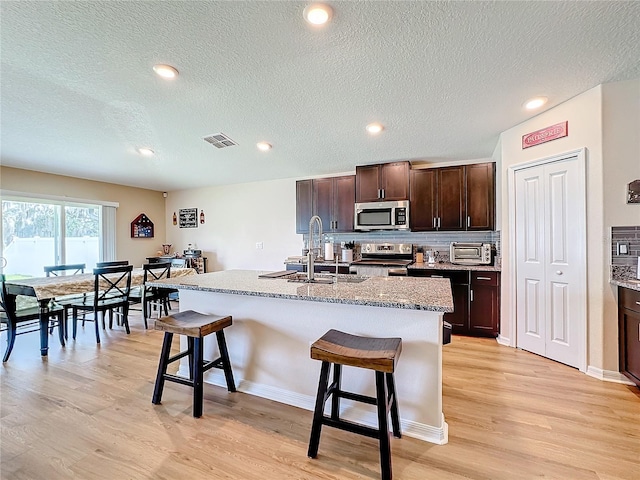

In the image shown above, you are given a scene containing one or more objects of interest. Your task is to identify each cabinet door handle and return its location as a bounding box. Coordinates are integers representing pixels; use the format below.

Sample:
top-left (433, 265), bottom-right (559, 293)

top-left (476, 276), bottom-right (491, 281)
top-left (433, 217), bottom-right (437, 228)
top-left (334, 220), bottom-right (337, 229)
top-left (431, 275), bottom-right (444, 278)
top-left (636, 301), bottom-right (640, 306)
top-left (438, 217), bottom-right (441, 228)
top-left (470, 289), bottom-right (474, 302)
top-left (381, 188), bottom-right (385, 199)
top-left (467, 216), bottom-right (471, 228)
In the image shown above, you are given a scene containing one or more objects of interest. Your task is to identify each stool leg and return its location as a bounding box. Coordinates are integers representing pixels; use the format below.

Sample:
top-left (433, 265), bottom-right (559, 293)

top-left (187, 337), bottom-right (195, 379)
top-left (376, 371), bottom-right (392, 480)
top-left (216, 330), bottom-right (236, 392)
top-left (308, 361), bottom-right (330, 458)
top-left (152, 332), bottom-right (173, 404)
top-left (193, 336), bottom-right (204, 418)
top-left (386, 373), bottom-right (402, 439)
top-left (330, 363), bottom-right (342, 420)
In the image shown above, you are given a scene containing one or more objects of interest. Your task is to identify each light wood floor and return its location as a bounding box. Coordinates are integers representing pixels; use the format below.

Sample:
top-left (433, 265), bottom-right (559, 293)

top-left (1, 309), bottom-right (639, 479)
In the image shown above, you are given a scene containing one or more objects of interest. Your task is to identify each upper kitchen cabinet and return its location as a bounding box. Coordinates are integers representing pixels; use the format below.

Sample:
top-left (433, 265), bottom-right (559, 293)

top-left (296, 179), bottom-right (313, 234)
top-left (296, 175), bottom-right (355, 234)
top-left (355, 161), bottom-right (410, 202)
top-left (314, 175), bottom-right (356, 232)
top-left (410, 162), bottom-right (495, 231)
top-left (466, 162), bottom-right (495, 230)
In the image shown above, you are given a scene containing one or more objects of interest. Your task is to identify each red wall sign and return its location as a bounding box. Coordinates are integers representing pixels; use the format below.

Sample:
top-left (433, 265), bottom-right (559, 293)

top-left (522, 121), bottom-right (568, 149)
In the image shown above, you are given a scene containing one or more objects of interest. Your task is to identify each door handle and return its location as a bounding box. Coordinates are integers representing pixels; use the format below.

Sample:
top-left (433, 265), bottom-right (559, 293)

top-left (438, 217), bottom-right (441, 228)
top-left (381, 188), bottom-right (385, 199)
top-left (476, 276), bottom-right (491, 281)
top-left (556, 271), bottom-right (563, 275)
top-left (431, 275), bottom-right (444, 278)
top-left (467, 216), bottom-right (471, 228)
top-left (433, 217), bottom-right (437, 228)
top-left (470, 289), bottom-right (474, 302)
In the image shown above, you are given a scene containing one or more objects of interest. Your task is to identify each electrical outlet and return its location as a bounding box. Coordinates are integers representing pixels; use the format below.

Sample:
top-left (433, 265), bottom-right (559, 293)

top-left (617, 242), bottom-right (629, 255)
top-left (256, 242), bottom-right (263, 249)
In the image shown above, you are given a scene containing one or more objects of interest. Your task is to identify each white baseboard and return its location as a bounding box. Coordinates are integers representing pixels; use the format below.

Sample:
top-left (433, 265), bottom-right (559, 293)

top-left (586, 366), bottom-right (635, 385)
top-left (496, 334), bottom-right (511, 346)
top-left (178, 367), bottom-right (448, 445)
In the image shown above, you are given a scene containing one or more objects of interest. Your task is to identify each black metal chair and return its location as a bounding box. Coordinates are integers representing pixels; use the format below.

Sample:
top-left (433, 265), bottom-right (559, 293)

top-left (69, 265), bottom-right (133, 343)
top-left (95, 260), bottom-right (129, 268)
top-left (0, 274), bottom-right (66, 362)
top-left (129, 262), bottom-right (173, 329)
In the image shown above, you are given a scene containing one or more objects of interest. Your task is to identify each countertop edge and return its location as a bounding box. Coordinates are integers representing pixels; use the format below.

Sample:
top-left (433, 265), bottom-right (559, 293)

top-left (611, 279), bottom-right (640, 291)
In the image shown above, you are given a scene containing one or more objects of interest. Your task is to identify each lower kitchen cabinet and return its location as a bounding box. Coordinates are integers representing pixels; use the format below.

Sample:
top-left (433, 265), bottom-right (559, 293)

top-left (409, 269), bottom-right (500, 337)
top-left (618, 286), bottom-right (640, 387)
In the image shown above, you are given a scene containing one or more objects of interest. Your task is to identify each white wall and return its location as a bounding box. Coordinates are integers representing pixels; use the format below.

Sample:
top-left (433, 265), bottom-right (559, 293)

top-left (164, 177), bottom-right (302, 272)
top-left (499, 80), bottom-right (640, 373)
top-left (602, 78), bottom-right (640, 369)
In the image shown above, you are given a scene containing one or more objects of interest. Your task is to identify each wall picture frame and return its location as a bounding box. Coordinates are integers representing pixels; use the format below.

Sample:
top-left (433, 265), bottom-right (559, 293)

top-left (628, 179), bottom-right (640, 204)
top-left (179, 208), bottom-right (198, 228)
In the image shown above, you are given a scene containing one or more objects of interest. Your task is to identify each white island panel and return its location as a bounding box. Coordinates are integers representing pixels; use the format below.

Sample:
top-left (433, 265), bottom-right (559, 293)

top-left (170, 275), bottom-right (449, 445)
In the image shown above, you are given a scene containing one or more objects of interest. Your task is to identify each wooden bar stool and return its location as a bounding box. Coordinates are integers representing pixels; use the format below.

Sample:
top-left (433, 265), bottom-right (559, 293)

top-left (307, 329), bottom-right (402, 480)
top-left (152, 310), bottom-right (236, 417)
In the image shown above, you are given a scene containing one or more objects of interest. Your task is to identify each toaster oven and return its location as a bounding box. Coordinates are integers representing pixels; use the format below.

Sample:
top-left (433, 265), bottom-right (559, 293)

top-left (450, 242), bottom-right (492, 265)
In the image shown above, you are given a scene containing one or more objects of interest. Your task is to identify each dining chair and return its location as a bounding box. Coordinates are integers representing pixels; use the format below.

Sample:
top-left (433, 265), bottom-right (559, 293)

top-left (69, 265), bottom-right (133, 343)
top-left (128, 262), bottom-right (173, 329)
top-left (43, 263), bottom-right (87, 337)
top-left (95, 260), bottom-right (129, 268)
top-left (0, 274), bottom-right (66, 362)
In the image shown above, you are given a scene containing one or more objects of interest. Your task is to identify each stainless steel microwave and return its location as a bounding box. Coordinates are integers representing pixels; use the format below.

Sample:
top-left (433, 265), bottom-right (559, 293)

top-left (450, 242), bottom-right (492, 265)
top-left (354, 200), bottom-right (409, 231)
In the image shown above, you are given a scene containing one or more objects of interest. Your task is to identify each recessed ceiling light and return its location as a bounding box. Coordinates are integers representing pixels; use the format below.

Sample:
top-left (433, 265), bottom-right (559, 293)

top-left (524, 96), bottom-right (548, 110)
top-left (257, 142), bottom-right (272, 151)
top-left (153, 64), bottom-right (179, 79)
top-left (303, 3), bottom-right (333, 25)
top-left (366, 123), bottom-right (384, 134)
top-left (137, 147), bottom-right (155, 156)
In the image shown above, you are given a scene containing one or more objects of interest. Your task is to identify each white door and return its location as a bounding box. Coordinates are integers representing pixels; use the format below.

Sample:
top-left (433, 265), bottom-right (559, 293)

top-left (515, 154), bottom-right (586, 370)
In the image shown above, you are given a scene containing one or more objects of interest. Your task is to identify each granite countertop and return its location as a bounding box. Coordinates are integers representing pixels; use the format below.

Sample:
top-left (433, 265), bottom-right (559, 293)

top-left (408, 261), bottom-right (501, 272)
top-left (611, 278), bottom-right (640, 292)
top-left (149, 269), bottom-right (453, 312)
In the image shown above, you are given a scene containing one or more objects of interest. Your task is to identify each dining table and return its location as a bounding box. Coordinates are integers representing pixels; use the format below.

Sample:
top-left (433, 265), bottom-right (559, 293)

top-left (3, 266), bottom-right (196, 356)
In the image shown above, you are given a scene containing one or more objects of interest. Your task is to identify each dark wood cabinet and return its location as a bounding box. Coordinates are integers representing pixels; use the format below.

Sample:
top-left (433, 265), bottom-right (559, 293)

top-left (469, 272), bottom-right (500, 336)
top-left (409, 162), bottom-right (495, 232)
top-left (618, 286), bottom-right (640, 387)
top-left (296, 179), bottom-right (313, 234)
top-left (438, 166), bottom-right (466, 231)
top-left (296, 176), bottom-right (355, 234)
top-left (408, 268), bottom-right (499, 337)
top-left (466, 162), bottom-right (495, 230)
top-left (356, 161), bottom-right (410, 202)
top-left (409, 169), bottom-right (438, 231)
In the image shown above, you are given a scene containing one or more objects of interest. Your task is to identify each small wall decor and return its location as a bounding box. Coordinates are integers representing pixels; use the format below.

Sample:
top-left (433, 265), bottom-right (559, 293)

top-left (628, 179), bottom-right (640, 204)
top-left (131, 213), bottom-right (154, 238)
top-left (522, 121), bottom-right (568, 149)
top-left (200, 210), bottom-right (205, 224)
top-left (179, 208), bottom-right (198, 228)
top-left (172, 212), bottom-right (177, 225)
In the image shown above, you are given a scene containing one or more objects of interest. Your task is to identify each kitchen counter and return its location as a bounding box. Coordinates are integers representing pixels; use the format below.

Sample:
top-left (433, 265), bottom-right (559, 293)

top-left (611, 278), bottom-right (640, 291)
top-left (149, 269), bottom-right (452, 445)
top-left (150, 269), bottom-right (453, 312)
top-left (408, 261), bottom-right (501, 272)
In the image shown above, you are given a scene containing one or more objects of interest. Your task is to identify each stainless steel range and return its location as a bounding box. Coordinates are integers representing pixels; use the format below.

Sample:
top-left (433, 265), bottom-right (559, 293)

top-left (349, 243), bottom-right (413, 276)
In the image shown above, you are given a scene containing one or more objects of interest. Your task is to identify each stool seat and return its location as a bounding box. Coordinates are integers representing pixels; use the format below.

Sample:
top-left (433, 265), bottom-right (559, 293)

top-left (152, 310), bottom-right (235, 418)
top-left (154, 310), bottom-right (232, 337)
top-left (311, 329), bottom-right (402, 373)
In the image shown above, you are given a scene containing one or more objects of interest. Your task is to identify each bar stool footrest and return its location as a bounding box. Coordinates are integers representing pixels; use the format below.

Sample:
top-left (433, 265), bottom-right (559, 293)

top-left (163, 373), bottom-right (194, 387)
top-left (321, 416), bottom-right (380, 439)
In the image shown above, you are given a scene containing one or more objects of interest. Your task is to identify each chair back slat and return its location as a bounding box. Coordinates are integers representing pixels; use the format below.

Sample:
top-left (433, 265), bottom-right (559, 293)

top-left (96, 260), bottom-right (129, 268)
top-left (44, 263), bottom-right (86, 277)
top-left (93, 265), bottom-right (133, 303)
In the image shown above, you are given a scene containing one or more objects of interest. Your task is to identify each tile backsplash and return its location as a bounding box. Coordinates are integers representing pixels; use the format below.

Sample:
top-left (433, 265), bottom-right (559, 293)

top-left (611, 225), bottom-right (639, 279)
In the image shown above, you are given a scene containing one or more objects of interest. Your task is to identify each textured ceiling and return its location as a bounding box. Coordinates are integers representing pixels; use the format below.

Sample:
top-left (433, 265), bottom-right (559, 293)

top-left (1, 1), bottom-right (639, 191)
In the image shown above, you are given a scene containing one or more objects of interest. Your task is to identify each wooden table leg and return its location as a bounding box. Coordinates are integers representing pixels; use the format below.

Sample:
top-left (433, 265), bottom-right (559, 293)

top-left (38, 300), bottom-right (50, 356)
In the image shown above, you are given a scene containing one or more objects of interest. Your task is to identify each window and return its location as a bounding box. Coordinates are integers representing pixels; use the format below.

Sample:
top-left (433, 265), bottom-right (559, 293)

top-left (1, 195), bottom-right (116, 278)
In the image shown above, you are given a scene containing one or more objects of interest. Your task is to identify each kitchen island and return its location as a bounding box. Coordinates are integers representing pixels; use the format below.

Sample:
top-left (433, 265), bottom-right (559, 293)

top-left (149, 270), bottom-right (453, 445)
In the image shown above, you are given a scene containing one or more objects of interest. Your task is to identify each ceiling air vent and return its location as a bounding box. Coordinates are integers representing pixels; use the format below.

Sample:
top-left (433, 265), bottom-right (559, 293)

top-left (203, 132), bottom-right (238, 149)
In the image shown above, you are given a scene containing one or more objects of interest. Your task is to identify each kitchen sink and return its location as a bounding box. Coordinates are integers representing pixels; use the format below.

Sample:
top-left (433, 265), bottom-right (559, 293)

top-left (286, 273), bottom-right (368, 284)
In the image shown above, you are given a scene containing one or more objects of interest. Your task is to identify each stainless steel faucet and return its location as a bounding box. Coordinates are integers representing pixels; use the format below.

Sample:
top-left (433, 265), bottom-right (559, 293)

top-left (307, 215), bottom-right (323, 281)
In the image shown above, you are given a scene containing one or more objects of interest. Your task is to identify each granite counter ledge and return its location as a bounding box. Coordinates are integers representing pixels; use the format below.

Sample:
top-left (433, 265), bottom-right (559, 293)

top-left (149, 269), bottom-right (453, 312)
top-left (408, 262), bottom-right (501, 272)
